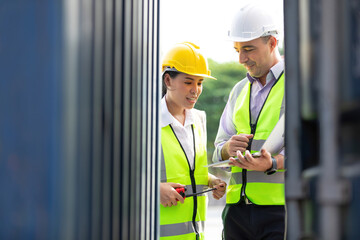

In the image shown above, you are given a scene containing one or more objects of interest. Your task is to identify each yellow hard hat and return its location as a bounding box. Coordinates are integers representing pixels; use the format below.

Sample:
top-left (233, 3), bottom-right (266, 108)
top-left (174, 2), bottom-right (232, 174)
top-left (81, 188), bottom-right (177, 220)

top-left (162, 42), bottom-right (216, 80)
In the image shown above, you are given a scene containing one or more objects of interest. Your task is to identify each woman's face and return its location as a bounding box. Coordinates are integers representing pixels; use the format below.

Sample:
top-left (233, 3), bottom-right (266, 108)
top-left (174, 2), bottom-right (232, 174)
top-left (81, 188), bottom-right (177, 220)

top-left (165, 73), bottom-right (204, 109)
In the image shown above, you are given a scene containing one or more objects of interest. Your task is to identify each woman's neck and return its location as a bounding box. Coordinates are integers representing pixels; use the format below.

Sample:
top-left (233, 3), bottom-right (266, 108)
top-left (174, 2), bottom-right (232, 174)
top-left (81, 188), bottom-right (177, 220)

top-left (165, 95), bottom-right (186, 125)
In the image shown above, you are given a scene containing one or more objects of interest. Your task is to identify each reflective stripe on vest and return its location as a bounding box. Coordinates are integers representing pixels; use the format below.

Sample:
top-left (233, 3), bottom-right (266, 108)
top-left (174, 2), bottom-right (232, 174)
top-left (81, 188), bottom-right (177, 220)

top-left (160, 221), bottom-right (205, 237)
top-left (160, 118), bottom-right (208, 240)
top-left (228, 73), bottom-right (285, 205)
top-left (229, 171), bottom-right (285, 184)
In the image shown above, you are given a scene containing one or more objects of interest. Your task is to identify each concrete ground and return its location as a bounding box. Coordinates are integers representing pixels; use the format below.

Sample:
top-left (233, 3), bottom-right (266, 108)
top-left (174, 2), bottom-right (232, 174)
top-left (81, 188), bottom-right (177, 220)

top-left (205, 205), bottom-right (224, 240)
top-left (205, 171), bottom-right (229, 239)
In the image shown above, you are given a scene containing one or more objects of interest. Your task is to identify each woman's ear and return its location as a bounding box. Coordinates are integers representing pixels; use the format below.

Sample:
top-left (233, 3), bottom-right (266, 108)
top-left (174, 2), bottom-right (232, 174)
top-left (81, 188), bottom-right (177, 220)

top-left (164, 73), bottom-right (171, 88)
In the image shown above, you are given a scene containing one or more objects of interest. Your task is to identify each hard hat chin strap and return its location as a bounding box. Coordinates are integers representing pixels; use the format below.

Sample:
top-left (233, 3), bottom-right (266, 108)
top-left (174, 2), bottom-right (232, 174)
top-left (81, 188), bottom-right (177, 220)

top-left (162, 67), bottom-right (181, 75)
top-left (261, 29), bottom-right (279, 39)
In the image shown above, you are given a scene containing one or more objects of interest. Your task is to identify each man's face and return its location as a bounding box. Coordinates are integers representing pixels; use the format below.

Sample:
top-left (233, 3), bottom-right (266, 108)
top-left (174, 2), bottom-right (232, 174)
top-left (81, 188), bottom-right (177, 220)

top-left (234, 37), bottom-right (274, 79)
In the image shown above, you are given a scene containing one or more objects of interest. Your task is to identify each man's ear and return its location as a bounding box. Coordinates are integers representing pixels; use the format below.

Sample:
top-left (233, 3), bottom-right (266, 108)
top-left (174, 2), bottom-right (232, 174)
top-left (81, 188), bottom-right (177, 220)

top-left (269, 36), bottom-right (278, 51)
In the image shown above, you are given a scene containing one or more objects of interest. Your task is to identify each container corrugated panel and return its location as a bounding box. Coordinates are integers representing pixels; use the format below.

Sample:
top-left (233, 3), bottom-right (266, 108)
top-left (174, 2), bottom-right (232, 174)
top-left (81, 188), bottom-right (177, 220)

top-left (0, 0), bottom-right (160, 239)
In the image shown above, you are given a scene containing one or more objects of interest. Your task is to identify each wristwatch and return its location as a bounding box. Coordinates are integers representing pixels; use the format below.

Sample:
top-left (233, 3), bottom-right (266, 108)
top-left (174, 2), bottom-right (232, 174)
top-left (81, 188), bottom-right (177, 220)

top-left (265, 156), bottom-right (277, 175)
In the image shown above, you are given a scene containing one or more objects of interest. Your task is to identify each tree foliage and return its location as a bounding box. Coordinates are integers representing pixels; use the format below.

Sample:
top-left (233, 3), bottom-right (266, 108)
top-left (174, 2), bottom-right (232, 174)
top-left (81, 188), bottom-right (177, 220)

top-left (195, 59), bottom-right (247, 161)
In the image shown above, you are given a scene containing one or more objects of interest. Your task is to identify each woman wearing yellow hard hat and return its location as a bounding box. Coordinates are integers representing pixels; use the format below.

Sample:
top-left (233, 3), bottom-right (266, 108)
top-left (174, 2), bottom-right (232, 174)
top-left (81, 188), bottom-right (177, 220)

top-left (159, 42), bottom-right (227, 240)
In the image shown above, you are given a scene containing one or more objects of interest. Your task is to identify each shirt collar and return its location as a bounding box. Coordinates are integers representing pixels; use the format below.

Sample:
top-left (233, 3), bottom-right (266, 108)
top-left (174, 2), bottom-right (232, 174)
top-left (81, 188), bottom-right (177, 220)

top-left (247, 59), bottom-right (284, 84)
top-left (160, 97), bottom-right (194, 128)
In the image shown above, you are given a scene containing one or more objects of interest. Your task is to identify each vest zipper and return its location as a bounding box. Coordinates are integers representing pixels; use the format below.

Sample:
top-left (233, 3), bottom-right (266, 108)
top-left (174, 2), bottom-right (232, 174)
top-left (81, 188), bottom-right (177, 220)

top-left (190, 125), bottom-right (199, 237)
top-left (169, 124), bottom-right (199, 237)
top-left (240, 123), bottom-right (256, 198)
top-left (240, 72), bottom-right (283, 201)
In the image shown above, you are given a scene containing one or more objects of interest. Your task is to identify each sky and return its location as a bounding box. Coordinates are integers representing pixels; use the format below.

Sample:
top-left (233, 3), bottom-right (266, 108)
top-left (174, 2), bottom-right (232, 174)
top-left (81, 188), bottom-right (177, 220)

top-left (160, 0), bottom-right (284, 63)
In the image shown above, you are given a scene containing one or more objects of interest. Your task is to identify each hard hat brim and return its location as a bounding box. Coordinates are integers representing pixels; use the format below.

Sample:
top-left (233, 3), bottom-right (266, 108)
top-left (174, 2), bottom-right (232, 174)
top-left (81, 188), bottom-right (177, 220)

top-left (228, 35), bottom-right (260, 42)
top-left (228, 33), bottom-right (279, 43)
top-left (193, 73), bottom-right (217, 80)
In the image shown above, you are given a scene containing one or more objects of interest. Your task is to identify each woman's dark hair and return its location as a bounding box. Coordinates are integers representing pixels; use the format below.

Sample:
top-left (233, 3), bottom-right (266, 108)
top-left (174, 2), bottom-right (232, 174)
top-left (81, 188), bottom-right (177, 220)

top-left (162, 71), bottom-right (181, 97)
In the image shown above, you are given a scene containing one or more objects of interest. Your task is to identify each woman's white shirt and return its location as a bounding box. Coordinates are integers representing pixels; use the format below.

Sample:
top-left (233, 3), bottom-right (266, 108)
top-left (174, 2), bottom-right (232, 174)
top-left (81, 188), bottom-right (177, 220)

top-left (160, 97), bottom-right (207, 170)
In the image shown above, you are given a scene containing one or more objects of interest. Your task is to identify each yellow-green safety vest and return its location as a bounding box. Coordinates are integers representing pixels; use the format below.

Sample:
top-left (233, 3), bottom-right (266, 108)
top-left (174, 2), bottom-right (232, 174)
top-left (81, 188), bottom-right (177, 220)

top-left (227, 73), bottom-right (285, 205)
top-left (160, 114), bottom-right (208, 240)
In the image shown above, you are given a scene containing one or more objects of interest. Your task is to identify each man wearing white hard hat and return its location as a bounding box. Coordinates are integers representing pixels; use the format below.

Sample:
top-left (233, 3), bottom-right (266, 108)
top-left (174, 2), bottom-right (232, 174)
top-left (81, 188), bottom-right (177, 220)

top-left (212, 3), bottom-right (285, 240)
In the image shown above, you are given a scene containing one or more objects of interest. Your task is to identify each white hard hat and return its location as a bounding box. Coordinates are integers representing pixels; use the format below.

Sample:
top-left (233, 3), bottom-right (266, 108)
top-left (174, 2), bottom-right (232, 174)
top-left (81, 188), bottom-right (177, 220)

top-left (228, 4), bottom-right (280, 42)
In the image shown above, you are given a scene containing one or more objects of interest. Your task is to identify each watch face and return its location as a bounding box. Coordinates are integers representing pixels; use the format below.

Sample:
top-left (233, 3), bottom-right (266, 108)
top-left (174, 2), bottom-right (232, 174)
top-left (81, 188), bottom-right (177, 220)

top-left (266, 169), bottom-right (277, 175)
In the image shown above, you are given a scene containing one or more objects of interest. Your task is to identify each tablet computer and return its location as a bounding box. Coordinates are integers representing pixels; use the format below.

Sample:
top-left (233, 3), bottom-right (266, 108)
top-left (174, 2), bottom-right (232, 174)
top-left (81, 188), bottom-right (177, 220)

top-left (206, 114), bottom-right (285, 168)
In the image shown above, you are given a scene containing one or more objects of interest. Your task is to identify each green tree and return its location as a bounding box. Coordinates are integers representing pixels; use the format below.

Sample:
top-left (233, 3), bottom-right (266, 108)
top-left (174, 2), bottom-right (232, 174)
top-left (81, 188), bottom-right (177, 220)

top-left (195, 59), bottom-right (247, 164)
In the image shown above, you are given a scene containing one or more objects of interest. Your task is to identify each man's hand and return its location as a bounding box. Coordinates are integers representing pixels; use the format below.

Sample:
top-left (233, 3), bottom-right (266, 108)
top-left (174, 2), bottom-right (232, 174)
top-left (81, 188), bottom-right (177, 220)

top-left (229, 149), bottom-right (272, 171)
top-left (160, 182), bottom-right (185, 207)
top-left (221, 134), bottom-right (253, 160)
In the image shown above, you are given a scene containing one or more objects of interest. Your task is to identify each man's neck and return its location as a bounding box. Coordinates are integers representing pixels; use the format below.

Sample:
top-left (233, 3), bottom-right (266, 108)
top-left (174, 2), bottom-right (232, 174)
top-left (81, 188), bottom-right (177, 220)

top-left (258, 56), bottom-right (281, 85)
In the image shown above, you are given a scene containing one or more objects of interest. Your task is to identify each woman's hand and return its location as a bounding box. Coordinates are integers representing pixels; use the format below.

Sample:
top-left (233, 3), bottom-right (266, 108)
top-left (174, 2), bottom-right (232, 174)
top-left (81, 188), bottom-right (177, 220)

top-left (160, 182), bottom-right (185, 207)
top-left (208, 176), bottom-right (227, 200)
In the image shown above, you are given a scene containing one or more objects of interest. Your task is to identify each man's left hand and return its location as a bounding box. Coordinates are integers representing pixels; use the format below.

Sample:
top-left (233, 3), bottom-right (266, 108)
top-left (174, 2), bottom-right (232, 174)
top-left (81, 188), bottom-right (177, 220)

top-left (229, 149), bottom-right (272, 171)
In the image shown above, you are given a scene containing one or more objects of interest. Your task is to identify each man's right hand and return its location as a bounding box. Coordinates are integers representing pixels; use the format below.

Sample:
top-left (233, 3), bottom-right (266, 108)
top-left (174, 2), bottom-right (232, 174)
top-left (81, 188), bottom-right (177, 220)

top-left (221, 134), bottom-right (253, 160)
top-left (160, 182), bottom-right (185, 207)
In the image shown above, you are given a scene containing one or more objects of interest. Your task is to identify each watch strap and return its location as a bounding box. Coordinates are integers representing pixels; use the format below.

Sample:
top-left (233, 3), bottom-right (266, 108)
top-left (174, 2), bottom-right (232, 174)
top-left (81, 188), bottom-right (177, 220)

top-left (265, 156), bottom-right (277, 175)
